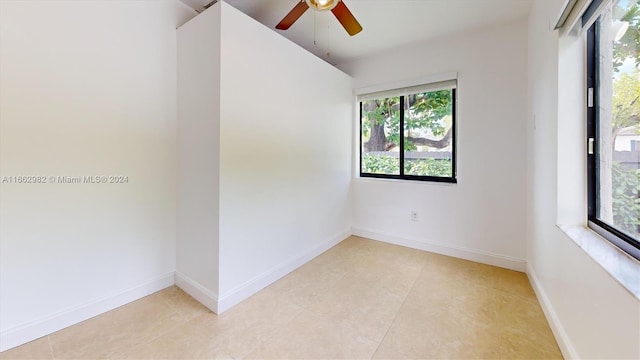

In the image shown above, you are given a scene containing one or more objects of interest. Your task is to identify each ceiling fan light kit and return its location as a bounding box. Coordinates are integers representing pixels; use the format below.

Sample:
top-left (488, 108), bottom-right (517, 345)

top-left (276, 0), bottom-right (362, 36)
top-left (306, 0), bottom-right (339, 11)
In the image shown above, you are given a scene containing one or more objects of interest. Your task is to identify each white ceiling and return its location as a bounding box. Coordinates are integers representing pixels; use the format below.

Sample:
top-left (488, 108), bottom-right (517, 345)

top-left (180, 0), bottom-right (533, 65)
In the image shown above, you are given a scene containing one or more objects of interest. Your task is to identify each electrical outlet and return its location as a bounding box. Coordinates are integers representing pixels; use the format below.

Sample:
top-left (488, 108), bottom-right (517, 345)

top-left (411, 211), bottom-right (418, 221)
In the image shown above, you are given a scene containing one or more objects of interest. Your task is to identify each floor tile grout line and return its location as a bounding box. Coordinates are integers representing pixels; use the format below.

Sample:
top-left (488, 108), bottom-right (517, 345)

top-left (65, 295), bottom-right (200, 359)
top-left (491, 285), bottom-right (505, 360)
top-left (370, 256), bottom-right (426, 359)
top-left (155, 287), bottom-right (178, 311)
top-left (242, 249), bottom-right (359, 359)
top-left (47, 335), bottom-right (55, 360)
top-left (138, 289), bottom-right (218, 349)
top-left (109, 323), bottom-right (171, 358)
top-left (240, 306), bottom-right (307, 360)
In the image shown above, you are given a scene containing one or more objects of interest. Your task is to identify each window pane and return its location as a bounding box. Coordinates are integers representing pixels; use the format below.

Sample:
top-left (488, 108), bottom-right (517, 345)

top-left (597, 0), bottom-right (640, 239)
top-left (403, 90), bottom-right (453, 177)
top-left (361, 97), bottom-right (401, 175)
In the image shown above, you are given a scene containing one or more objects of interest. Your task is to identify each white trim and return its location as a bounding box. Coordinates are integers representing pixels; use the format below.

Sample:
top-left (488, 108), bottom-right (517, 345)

top-left (178, 0), bottom-right (210, 13)
top-left (216, 229), bottom-right (351, 313)
top-left (0, 273), bottom-right (174, 352)
top-left (555, 0), bottom-right (579, 29)
top-left (174, 272), bottom-right (219, 314)
top-left (558, 225), bottom-right (640, 300)
top-left (354, 72), bottom-right (458, 97)
top-left (581, 0), bottom-right (612, 31)
top-left (556, 0), bottom-right (593, 35)
top-left (356, 79), bottom-right (456, 101)
top-left (527, 263), bottom-right (579, 359)
top-left (351, 226), bottom-right (526, 272)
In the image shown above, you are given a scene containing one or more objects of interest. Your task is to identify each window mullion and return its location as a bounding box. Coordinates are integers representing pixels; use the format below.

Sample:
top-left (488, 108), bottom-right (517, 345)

top-left (359, 101), bottom-right (364, 177)
top-left (399, 96), bottom-right (405, 176)
top-left (452, 89), bottom-right (457, 179)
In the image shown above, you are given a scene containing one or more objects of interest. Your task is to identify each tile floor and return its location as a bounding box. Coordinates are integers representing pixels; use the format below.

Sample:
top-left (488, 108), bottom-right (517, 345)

top-left (0, 236), bottom-right (563, 359)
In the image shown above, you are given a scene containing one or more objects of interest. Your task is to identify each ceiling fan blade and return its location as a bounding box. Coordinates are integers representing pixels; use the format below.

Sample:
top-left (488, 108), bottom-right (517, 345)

top-left (276, 1), bottom-right (310, 30)
top-left (331, 1), bottom-right (362, 36)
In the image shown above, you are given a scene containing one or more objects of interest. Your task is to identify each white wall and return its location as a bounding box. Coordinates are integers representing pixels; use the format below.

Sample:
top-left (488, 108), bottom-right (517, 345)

top-left (527, 0), bottom-right (640, 358)
top-left (176, 3), bottom-right (221, 311)
top-left (175, 2), bottom-right (353, 312)
top-left (0, 0), bottom-right (195, 351)
top-left (338, 20), bottom-right (529, 270)
top-left (217, 2), bottom-right (353, 309)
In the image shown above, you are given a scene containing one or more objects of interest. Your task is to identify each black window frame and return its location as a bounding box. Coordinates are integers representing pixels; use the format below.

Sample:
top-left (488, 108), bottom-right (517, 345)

top-left (586, 16), bottom-right (640, 260)
top-left (359, 88), bottom-right (457, 183)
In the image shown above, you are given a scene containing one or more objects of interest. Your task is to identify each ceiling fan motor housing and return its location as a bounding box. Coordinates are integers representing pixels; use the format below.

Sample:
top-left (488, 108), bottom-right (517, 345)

top-left (276, 0), bottom-right (361, 36)
top-left (306, 0), bottom-right (339, 12)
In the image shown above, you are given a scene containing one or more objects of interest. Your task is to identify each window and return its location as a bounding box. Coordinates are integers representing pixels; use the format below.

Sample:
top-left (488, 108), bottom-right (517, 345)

top-left (586, 0), bottom-right (640, 260)
top-left (359, 80), bottom-right (457, 182)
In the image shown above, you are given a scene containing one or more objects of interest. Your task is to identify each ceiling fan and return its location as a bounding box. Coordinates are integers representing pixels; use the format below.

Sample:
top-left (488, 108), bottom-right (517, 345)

top-left (276, 0), bottom-right (363, 36)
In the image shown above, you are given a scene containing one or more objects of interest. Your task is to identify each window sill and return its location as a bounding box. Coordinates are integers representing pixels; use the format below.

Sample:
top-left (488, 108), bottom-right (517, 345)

top-left (558, 224), bottom-right (640, 300)
top-left (354, 176), bottom-right (458, 186)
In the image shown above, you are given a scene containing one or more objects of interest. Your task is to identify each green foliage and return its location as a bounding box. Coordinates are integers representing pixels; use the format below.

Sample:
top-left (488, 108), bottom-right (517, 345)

top-left (362, 155), bottom-right (399, 174)
top-left (612, 162), bottom-right (640, 238)
top-left (361, 90), bottom-right (452, 151)
top-left (405, 91), bottom-right (452, 138)
top-left (613, 1), bottom-right (640, 70)
top-left (362, 155), bottom-right (400, 175)
top-left (405, 158), bottom-right (452, 177)
top-left (362, 155), bottom-right (451, 177)
top-left (613, 70), bottom-right (640, 132)
top-left (361, 97), bottom-right (401, 146)
top-left (610, 3), bottom-right (640, 239)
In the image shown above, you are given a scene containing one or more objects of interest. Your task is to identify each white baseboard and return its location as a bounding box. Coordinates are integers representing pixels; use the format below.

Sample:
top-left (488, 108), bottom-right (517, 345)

top-left (351, 226), bottom-right (526, 272)
top-left (526, 264), bottom-right (578, 359)
top-left (216, 228), bottom-right (351, 313)
top-left (0, 273), bottom-right (174, 352)
top-left (174, 272), bottom-right (219, 314)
